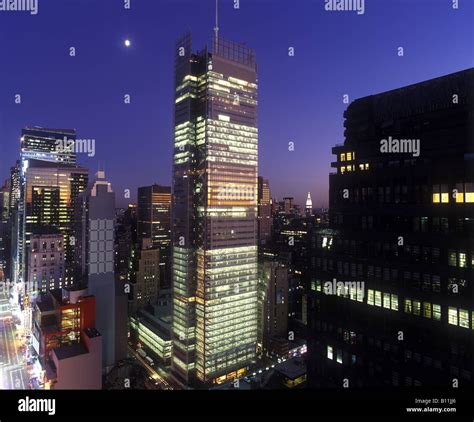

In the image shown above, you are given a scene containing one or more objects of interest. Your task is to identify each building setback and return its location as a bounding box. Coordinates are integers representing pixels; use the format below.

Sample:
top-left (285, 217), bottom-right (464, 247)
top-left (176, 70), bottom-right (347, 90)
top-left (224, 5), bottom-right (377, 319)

top-left (307, 68), bottom-right (474, 388)
top-left (171, 33), bottom-right (259, 385)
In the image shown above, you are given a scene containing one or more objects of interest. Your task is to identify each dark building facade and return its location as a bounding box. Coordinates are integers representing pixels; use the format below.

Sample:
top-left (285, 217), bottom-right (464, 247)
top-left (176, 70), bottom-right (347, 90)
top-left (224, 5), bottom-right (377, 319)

top-left (307, 69), bottom-right (474, 388)
top-left (257, 177), bottom-right (272, 246)
top-left (137, 185), bottom-right (171, 288)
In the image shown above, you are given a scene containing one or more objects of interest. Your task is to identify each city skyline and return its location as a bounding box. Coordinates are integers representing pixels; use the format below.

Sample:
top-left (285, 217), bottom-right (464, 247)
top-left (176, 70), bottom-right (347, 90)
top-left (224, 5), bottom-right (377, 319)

top-left (1, 0), bottom-right (472, 207)
top-left (0, 0), bottom-right (473, 417)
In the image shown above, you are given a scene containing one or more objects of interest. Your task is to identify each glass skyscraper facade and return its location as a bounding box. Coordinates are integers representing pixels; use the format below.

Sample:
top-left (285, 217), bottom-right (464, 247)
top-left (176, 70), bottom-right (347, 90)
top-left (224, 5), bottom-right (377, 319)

top-left (171, 34), bottom-right (258, 385)
top-left (13, 128), bottom-right (87, 288)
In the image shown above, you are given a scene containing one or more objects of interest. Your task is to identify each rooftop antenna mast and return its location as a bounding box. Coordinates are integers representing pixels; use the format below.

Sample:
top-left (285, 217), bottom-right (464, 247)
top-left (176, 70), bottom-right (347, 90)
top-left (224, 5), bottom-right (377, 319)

top-left (214, 0), bottom-right (219, 51)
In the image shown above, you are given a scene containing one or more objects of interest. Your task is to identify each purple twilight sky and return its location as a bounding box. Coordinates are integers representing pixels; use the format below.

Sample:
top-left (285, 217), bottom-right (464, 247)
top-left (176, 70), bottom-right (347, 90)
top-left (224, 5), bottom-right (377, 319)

top-left (0, 0), bottom-right (473, 207)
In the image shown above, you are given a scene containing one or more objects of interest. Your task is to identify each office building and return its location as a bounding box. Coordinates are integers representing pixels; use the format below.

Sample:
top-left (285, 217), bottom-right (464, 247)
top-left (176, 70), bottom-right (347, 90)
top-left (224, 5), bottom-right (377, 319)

top-left (257, 177), bottom-right (272, 246)
top-left (130, 238), bottom-right (161, 314)
top-left (129, 290), bottom-right (173, 366)
top-left (260, 259), bottom-right (289, 357)
top-left (14, 159), bottom-right (88, 289)
top-left (0, 180), bottom-right (10, 281)
top-left (115, 204), bottom-right (137, 283)
top-left (137, 185), bottom-right (171, 287)
top-left (20, 127), bottom-right (77, 165)
top-left (171, 33), bottom-right (258, 385)
top-left (305, 192), bottom-right (313, 217)
top-left (27, 230), bottom-right (64, 294)
top-left (79, 170), bottom-right (126, 371)
top-left (307, 69), bottom-right (474, 388)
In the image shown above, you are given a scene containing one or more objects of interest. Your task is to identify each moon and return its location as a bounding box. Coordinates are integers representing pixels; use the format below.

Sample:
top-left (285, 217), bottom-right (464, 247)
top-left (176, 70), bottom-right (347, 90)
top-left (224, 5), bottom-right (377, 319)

top-left (124, 39), bottom-right (131, 47)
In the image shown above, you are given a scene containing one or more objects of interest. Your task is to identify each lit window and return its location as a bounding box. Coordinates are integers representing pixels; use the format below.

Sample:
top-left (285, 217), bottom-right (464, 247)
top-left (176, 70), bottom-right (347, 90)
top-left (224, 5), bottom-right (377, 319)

top-left (455, 183), bottom-right (464, 203)
top-left (349, 286), bottom-right (357, 301)
top-left (346, 152), bottom-right (352, 161)
top-left (459, 252), bottom-right (467, 268)
top-left (357, 288), bottom-right (364, 303)
top-left (423, 302), bottom-right (431, 319)
top-left (368, 289), bottom-right (374, 306)
top-left (448, 307), bottom-right (458, 325)
top-left (404, 299), bottom-right (412, 314)
top-left (441, 185), bottom-right (449, 203)
top-left (448, 250), bottom-right (457, 266)
top-left (336, 350), bottom-right (343, 364)
top-left (433, 304), bottom-right (441, 321)
top-left (459, 309), bottom-right (469, 329)
top-left (391, 294), bottom-right (399, 311)
top-left (327, 345), bottom-right (333, 360)
top-left (340, 153), bottom-right (346, 162)
top-left (432, 184), bottom-right (449, 203)
top-left (383, 293), bottom-right (390, 309)
top-left (374, 291), bottom-right (382, 307)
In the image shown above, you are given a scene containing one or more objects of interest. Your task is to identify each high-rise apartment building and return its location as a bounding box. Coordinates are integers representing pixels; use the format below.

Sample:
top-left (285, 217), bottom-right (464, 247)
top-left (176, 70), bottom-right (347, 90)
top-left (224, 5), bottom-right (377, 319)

top-left (171, 33), bottom-right (258, 385)
top-left (307, 69), bottom-right (474, 388)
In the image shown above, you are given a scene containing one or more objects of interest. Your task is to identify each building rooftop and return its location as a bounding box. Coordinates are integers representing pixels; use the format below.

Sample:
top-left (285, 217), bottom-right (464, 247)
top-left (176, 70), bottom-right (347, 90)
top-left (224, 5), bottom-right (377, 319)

top-left (84, 327), bottom-right (101, 339)
top-left (275, 357), bottom-right (306, 380)
top-left (53, 342), bottom-right (88, 360)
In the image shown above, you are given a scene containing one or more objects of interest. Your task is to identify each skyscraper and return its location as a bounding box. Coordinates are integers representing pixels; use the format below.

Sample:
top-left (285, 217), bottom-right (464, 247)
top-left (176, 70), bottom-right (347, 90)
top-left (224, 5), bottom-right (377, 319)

top-left (137, 185), bottom-right (171, 287)
top-left (14, 160), bottom-right (88, 288)
top-left (79, 171), bottom-right (124, 371)
top-left (0, 180), bottom-right (10, 281)
top-left (171, 32), bottom-right (259, 385)
top-left (13, 127), bottom-right (86, 287)
top-left (130, 238), bottom-right (161, 314)
top-left (307, 69), bottom-right (474, 388)
top-left (305, 192), bottom-right (313, 216)
top-left (20, 127), bottom-right (77, 165)
top-left (257, 177), bottom-right (272, 246)
top-left (261, 260), bottom-right (289, 357)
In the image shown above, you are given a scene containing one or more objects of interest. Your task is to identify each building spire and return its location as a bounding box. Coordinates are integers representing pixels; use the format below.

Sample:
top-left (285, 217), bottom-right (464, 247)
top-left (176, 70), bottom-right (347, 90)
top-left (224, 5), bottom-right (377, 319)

top-left (214, 0), bottom-right (219, 48)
